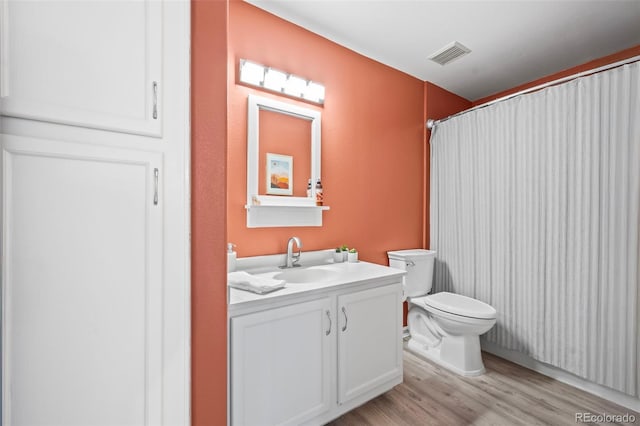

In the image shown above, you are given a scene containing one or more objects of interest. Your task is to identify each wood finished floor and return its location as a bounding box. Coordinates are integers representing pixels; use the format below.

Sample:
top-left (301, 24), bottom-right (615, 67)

top-left (328, 349), bottom-right (639, 426)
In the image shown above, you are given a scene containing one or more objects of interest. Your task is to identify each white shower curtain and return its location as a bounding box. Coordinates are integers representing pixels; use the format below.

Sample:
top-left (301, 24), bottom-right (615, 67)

top-left (430, 62), bottom-right (640, 396)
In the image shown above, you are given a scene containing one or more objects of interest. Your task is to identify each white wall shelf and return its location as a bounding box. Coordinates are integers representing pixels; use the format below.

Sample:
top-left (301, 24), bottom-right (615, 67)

top-left (244, 204), bottom-right (330, 228)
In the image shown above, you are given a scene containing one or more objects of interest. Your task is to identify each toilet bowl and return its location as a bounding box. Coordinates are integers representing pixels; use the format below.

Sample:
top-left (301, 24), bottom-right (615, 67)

top-left (387, 249), bottom-right (497, 376)
top-left (408, 292), bottom-right (496, 376)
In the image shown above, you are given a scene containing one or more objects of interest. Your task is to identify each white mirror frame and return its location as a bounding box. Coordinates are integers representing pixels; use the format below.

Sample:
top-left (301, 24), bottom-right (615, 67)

top-left (245, 94), bottom-right (326, 227)
top-left (247, 94), bottom-right (321, 207)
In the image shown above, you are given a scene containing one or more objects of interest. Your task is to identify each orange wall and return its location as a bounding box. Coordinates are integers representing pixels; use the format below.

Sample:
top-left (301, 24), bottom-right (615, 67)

top-left (473, 44), bottom-right (640, 106)
top-left (191, 0), bottom-right (227, 425)
top-left (228, 2), bottom-right (425, 265)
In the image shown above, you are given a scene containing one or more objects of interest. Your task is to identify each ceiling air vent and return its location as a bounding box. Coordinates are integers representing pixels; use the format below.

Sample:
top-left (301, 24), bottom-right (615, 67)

top-left (428, 41), bottom-right (471, 66)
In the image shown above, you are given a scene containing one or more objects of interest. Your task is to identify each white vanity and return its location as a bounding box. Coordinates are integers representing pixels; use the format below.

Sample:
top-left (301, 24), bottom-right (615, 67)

top-left (228, 250), bottom-right (405, 426)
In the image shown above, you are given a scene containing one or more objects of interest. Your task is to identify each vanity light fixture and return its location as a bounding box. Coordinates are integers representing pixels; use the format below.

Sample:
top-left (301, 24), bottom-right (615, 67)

top-left (263, 67), bottom-right (288, 92)
top-left (284, 75), bottom-right (307, 97)
top-left (239, 60), bottom-right (265, 86)
top-left (304, 82), bottom-right (325, 102)
top-left (239, 59), bottom-right (325, 104)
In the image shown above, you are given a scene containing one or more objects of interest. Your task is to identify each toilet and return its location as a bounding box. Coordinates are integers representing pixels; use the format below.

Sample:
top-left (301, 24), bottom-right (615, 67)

top-left (387, 249), bottom-right (496, 376)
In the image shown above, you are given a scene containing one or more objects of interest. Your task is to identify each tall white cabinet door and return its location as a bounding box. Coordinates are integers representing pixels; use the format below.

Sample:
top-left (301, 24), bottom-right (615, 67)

top-left (337, 284), bottom-right (403, 405)
top-left (1, 135), bottom-right (164, 426)
top-left (0, 0), bottom-right (162, 136)
top-left (231, 298), bottom-right (335, 426)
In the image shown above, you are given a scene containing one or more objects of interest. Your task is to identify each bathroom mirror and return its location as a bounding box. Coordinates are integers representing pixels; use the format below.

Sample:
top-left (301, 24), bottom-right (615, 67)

top-left (246, 94), bottom-right (321, 209)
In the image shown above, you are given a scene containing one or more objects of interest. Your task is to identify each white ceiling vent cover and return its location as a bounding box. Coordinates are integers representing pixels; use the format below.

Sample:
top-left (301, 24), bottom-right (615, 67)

top-left (428, 41), bottom-right (471, 66)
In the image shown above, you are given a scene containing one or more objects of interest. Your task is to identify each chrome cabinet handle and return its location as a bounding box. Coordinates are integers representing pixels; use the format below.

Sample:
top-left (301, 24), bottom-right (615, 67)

top-left (153, 168), bottom-right (159, 205)
top-left (341, 307), bottom-right (348, 332)
top-left (325, 310), bottom-right (331, 336)
top-left (152, 81), bottom-right (158, 120)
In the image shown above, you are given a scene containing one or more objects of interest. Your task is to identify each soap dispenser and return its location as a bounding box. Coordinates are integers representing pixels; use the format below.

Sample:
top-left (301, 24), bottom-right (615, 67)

top-left (227, 243), bottom-right (237, 272)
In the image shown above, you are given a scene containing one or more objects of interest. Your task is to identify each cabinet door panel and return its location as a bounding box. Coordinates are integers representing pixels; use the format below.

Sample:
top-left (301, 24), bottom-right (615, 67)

top-left (1, 135), bottom-right (163, 426)
top-left (0, 0), bottom-right (162, 136)
top-left (338, 284), bottom-right (402, 404)
top-left (231, 298), bottom-right (334, 426)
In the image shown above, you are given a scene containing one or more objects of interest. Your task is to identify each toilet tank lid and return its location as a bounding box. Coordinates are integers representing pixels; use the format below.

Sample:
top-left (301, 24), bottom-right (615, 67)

top-left (387, 249), bottom-right (436, 260)
top-left (423, 292), bottom-right (496, 319)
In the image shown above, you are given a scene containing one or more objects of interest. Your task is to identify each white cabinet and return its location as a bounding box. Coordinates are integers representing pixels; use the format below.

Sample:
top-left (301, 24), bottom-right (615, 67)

top-left (337, 285), bottom-right (403, 405)
top-left (230, 280), bottom-right (403, 426)
top-left (2, 135), bottom-right (164, 426)
top-left (0, 0), bottom-right (162, 136)
top-left (230, 298), bottom-right (334, 426)
top-left (0, 0), bottom-right (190, 424)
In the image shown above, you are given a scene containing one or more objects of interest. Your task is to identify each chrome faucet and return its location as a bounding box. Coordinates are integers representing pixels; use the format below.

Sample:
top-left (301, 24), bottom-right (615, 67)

top-left (281, 236), bottom-right (302, 268)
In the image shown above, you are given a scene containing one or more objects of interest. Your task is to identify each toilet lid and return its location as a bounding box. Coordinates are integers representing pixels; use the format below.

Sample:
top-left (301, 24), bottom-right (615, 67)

top-left (421, 292), bottom-right (496, 319)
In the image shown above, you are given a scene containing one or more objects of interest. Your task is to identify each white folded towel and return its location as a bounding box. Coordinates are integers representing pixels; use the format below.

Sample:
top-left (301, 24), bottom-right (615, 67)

top-left (228, 271), bottom-right (286, 294)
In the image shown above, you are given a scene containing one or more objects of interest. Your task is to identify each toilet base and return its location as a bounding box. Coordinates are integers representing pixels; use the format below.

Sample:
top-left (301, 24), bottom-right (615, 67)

top-left (407, 334), bottom-right (486, 377)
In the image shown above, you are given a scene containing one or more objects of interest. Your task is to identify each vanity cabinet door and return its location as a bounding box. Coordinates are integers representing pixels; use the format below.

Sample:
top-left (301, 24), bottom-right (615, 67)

top-left (337, 283), bottom-right (403, 405)
top-left (230, 298), bottom-right (335, 426)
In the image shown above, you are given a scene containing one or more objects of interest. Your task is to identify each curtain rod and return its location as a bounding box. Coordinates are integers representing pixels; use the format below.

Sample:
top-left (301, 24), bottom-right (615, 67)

top-left (426, 54), bottom-right (640, 129)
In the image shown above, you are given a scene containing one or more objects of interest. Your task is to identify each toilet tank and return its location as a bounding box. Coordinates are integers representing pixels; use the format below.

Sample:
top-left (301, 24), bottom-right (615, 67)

top-left (387, 249), bottom-right (436, 298)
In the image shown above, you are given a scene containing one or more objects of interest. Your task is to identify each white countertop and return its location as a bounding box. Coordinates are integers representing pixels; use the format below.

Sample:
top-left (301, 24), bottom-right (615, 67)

top-left (228, 251), bottom-right (406, 314)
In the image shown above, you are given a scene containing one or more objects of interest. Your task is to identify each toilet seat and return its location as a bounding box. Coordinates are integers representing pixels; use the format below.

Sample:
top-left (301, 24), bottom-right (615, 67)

top-left (411, 292), bottom-right (496, 320)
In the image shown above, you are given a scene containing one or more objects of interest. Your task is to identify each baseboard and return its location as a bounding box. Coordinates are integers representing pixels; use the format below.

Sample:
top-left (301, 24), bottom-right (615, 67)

top-left (481, 341), bottom-right (640, 413)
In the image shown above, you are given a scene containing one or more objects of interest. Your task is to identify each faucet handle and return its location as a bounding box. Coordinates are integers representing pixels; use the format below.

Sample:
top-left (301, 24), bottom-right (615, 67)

top-left (292, 250), bottom-right (302, 266)
top-left (292, 237), bottom-right (302, 264)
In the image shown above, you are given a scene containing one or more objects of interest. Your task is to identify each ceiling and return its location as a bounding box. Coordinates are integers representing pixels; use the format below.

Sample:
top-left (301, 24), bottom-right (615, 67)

top-left (244, 0), bottom-right (640, 101)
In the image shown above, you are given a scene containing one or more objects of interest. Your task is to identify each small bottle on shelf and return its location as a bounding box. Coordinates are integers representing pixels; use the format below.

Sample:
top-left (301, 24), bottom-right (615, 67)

top-left (307, 179), bottom-right (312, 198)
top-left (315, 179), bottom-right (323, 206)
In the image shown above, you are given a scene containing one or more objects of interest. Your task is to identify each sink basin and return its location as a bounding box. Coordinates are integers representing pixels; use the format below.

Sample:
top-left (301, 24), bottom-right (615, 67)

top-left (274, 267), bottom-right (338, 284)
